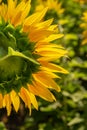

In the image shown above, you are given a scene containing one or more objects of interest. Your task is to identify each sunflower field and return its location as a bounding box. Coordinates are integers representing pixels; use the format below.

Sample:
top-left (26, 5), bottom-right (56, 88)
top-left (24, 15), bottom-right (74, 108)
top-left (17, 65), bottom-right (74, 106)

top-left (0, 0), bottom-right (87, 130)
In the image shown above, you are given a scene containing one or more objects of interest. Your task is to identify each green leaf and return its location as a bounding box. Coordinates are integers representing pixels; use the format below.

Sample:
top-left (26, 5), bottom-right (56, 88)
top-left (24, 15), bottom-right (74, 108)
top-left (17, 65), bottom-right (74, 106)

top-left (68, 117), bottom-right (84, 126)
top-left (0, 122), bottom-right (7, 130)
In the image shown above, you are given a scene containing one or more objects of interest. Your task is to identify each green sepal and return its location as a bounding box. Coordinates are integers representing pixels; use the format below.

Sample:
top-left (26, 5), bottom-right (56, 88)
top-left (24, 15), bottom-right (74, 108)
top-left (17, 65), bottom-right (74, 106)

top-left (8, 47), bottom-right (39, 65)
top-left (0, 47), bottom-right (39, 94)
top-left (0, 52), bottom-right (24, 82)
top-left (0, 21), bottom-right (40, 94)
top-left (0, 22), bottom-right (17, 51)
top-left (0, 31), bottom-right (16, 49)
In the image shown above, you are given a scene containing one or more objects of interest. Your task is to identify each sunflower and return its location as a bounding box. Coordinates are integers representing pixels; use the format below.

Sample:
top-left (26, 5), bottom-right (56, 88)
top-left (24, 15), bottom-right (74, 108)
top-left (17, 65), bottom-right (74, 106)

top-left (0, 0), bottom-right (68, 116)
top-left (35, 0), bottom-right (64, 16)
top-left (80, 11), bottom-right (87, 45)
top-left (74, 0), bottom-right (87, 4)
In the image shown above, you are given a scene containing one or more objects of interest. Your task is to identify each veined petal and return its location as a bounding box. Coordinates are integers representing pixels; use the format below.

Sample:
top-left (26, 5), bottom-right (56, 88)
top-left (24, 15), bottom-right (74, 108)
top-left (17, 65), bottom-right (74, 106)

top-left (11, 1), bottom-right (25, 23)
top-left (38, 50), bottom-right (67, 56)
top-left (0, 94), bottom-right (3, 108)
top-left (37, 49), bottom-right (67, 61)
top-left (6, 0), bottom-right (16, 20)
top-left (3, 94), bottom-right (11, 116)
top-left (0, 3), bottom-right (7, 19)
top-left (28, 84), bottom-right (38, 96)
top-left (10, 90), bottom-right (20, 112)
top-left (28, 84), bottom-right (56, 101)
top-left (19, 87), bottom-right (31, 115)
top-left (33, 73), bottom-right (61, 92)
top-left (11, 11), bottom-right (22, 26)
top-left (24, 7), bottom-right (48, 26)
top-left (29, 29), bottom-right (53, 42)
top-left (41, 34), bottom-right (64, 42)
top-left (36, 47), bottom-right (66, 53)
top-left (29, 82), bottom-right (55, 102)
top-left (41, 70), bottom-right (61, 78)
top-left (38, 54), bottom-right (66, 61)
top-left (40, 62), bottom-right (69, 74)
top-left (35, 42), bottom-right (64, 49)
top-left (48, 25), bottom-right (58, 31)
top-left (21, 1), bottom-right (31, 21)
top-left (35, 18), bottom-right (53, 29)
top-left (36, 43), bottom-right (64, 48)
top-left (27, 89), bottom-right (38, 110)
top-left (11, 0), bottom-right (31, 26)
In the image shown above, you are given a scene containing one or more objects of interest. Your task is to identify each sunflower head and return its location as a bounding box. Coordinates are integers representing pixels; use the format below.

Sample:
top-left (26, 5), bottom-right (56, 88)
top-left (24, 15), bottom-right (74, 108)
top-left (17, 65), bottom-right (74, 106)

top-left (35, 0), bottom-right (64, 16)
top-left (74, 0), bottom-right (87, 4)
top-left (80, 11), bottom-right (87, 45)
top-left (0, 0), bottom-right (68, 115)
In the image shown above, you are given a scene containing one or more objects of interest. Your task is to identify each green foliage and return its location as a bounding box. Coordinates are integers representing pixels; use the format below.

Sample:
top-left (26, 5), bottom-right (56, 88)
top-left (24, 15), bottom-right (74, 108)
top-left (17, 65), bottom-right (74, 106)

top-left (0, 122), bottom-right (7, 130)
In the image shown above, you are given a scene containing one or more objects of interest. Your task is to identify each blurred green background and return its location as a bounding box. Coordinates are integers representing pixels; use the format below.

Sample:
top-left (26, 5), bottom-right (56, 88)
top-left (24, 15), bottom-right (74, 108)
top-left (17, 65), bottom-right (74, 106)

top-left (0, 0), bottom-right (87, 130)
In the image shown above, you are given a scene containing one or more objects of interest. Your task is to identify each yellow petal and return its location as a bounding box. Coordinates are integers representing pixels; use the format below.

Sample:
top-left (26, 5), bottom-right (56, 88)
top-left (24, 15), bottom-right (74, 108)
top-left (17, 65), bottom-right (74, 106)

top-left (19, 87), bottom-right (31, 114)
top-left (27, 90), bottom-right (38, 110)
top-left (24, 7), bottom-right (48, 26)
top-left (28, 84), bottom-right (38, 96)
top-left (33, 82), bottom-right (54, 102)
top-left (36, 46), bottom-right (66, 53)
top-left (0, 94), bottom-right (3, 108)
top-left (41, 70), bottom-right (61, 78)
top-left (38, 54), bottom-right (65, 61)
top-left (35, 18), bottom-right (53, 29)
top-left (6, 0), bottom-right (16, 20)
top-left (40, 62), bottom-right (69, 74)
top-left (10, 90), bottom-right (20, 112)
top-left (41, 34), bottom-right (64, 42)
top-left (82, 39), bottom-right (87, 45)
top-left (11, 11), bottom-right (22, 26)
top-left (29, 29), bottom-right (52, 42)
top-left (3, 94), bottom-right (11, 116)
top-left (21, 1), bottom-right (31, 20)
top-left (11, 0), bottom-right (31, 26)
top-left (11, 1), bottom-right (25, 23)
top-left (36, 43), bottom-right (64, 48)
top-left (0, 2), bottom-right (7, 20)
top-left (48, 25), bottom-right (58, 31)
top-left (33, 73), bottom-right (61, 92)
top-left (35, 42), bottom-right (64, 49)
